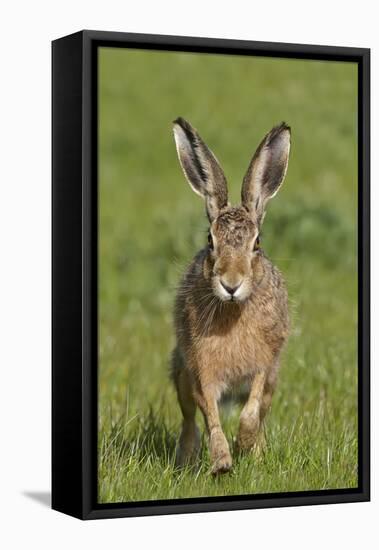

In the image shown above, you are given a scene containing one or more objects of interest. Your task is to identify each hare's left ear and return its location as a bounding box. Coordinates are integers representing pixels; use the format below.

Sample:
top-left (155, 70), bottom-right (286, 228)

top-left (241, 123), bottom-right (290, 224)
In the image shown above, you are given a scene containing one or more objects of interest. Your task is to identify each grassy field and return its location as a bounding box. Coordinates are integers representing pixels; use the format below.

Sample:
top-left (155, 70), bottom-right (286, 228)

top-left (98, 48), bottom-right (358, 503)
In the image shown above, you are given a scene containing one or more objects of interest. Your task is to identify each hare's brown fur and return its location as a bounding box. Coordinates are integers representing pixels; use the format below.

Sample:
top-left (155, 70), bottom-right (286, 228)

top-left (171, 118), bottom-right (291, 474)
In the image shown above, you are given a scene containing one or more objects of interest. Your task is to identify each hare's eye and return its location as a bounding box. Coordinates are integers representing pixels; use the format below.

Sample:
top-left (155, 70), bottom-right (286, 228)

top-left (254, 236), bottom-right (260, 251)
top-left (208, 233), bottom-right (214, 250)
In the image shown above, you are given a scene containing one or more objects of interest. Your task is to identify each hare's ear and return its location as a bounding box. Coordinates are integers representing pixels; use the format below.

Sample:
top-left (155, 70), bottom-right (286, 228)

top-left (241, 123), bottom-right (290, 224)
top-left (173, 117), bottom-right (228, 222)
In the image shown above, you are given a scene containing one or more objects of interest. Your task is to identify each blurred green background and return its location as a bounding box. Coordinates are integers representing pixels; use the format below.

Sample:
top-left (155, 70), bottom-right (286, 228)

top-left (98, 47), bottom-right (358, 503)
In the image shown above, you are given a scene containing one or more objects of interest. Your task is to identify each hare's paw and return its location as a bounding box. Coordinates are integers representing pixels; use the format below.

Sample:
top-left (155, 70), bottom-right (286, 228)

top-left (237, 429), bottom-right (266, 457)
top-left (237, 410), bottom-right (261, 452)
top-left (252, 431), bottom-right (267, 457)
top-left (210, 430), bottom-right (232, 475)
top-left (211, 452), bottom-right (233, 475)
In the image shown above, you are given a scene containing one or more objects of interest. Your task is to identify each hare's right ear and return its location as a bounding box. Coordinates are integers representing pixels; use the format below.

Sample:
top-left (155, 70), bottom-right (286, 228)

top-left (173, 117), bottom-right (228, 222)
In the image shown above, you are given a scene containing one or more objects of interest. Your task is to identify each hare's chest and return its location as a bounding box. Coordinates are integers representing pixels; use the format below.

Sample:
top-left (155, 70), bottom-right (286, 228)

top-left (197, 315), bottom-right (272, 383)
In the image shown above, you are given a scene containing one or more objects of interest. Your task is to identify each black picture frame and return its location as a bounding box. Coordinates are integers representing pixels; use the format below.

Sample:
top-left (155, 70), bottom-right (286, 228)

top-left (52, 30), bottom-right (370, 520)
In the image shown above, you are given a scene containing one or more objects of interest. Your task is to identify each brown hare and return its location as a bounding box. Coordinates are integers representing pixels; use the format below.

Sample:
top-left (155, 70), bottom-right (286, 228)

top-left (171, 117), bottom-right (291, 475)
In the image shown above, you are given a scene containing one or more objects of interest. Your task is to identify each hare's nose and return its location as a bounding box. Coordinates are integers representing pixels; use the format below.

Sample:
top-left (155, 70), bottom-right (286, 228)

top-left (220, 281), bottom-right (241, 296)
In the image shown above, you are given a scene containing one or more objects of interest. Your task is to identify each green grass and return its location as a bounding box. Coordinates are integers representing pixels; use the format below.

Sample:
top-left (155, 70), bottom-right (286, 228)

top-left (98, 48), bottom-right (358, 503)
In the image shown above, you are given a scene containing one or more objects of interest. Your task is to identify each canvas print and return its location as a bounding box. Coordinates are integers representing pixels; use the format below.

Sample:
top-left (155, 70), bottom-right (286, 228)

top-left (98, 48), bottom-right (358, 503)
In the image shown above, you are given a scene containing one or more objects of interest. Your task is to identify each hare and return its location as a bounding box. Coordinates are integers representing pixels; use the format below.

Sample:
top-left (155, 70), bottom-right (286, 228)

top-left (171, 117), bottom-right (291, 475)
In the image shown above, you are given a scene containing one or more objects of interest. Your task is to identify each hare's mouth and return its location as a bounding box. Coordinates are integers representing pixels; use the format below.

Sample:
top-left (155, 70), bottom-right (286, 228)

top-left (214, 279), bottom-right (249, 303)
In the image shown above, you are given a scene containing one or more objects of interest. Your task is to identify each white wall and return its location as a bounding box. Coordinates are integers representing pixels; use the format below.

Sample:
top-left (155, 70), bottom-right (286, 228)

top-left (0, 1), bottom-right (376, 548)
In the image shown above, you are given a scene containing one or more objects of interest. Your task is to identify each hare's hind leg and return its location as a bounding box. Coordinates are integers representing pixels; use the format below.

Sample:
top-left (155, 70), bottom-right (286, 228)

top-left (172, 348), bottom-right (200, 467)
top-left (237, 366), bottom-right (278, 452)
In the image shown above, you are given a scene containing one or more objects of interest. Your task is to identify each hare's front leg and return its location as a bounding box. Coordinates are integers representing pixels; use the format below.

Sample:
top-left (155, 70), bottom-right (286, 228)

top-left (237, 370), bottom-right (267, 452)
top-left (237, 366), bottom-right (278, 452)
top-left (194, 384), bottom-right (232, 475)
